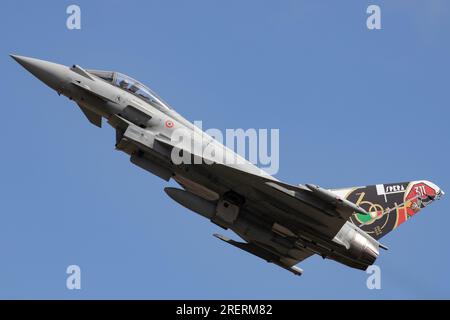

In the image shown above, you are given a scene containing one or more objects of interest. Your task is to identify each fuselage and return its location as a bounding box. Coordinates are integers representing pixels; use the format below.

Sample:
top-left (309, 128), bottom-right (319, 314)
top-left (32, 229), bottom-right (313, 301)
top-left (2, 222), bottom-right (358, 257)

top-left (68, 63), bottom-right (276, 183)
top-left (15, 55), bottom-right (417, 274)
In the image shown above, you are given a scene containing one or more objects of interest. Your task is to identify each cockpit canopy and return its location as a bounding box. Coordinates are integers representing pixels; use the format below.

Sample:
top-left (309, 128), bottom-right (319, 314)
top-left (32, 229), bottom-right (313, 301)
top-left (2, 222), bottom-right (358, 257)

top-left (87, 69), bottom-right (171, 110)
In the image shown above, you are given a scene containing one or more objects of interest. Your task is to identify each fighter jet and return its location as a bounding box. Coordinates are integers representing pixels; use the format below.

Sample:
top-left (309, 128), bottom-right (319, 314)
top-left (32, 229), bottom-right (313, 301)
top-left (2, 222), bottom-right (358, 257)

top-left (11, 55), bottom-right (444, 276)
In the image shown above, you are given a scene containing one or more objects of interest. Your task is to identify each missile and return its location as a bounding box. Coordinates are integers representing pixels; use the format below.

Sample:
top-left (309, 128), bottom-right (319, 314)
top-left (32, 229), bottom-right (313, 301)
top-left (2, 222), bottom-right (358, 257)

top-left (305, 184), bottom-right (370, 216)
top-left (164, 187), bottom-right (216, 219)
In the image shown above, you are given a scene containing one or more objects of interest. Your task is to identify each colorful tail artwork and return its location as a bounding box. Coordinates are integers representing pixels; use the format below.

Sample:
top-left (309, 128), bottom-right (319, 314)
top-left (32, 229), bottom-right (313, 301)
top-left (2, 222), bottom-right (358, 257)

top-left (331, 180), bottom-right (444, 239)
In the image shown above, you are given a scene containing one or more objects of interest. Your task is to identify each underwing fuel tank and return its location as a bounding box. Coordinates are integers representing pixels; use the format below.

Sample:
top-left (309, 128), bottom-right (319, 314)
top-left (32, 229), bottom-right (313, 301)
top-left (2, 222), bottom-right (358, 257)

top-left (164, 187), bottom-right (216, 219)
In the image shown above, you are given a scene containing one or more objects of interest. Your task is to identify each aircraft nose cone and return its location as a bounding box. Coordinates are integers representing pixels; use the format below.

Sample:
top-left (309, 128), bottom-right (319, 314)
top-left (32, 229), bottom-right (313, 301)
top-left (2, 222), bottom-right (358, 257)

top-left (11, 54), bottom-right (52, 76)
top-left (10, 54), bottom-right (69, 91)
top-left (10, 54), bottom-right (30, 64)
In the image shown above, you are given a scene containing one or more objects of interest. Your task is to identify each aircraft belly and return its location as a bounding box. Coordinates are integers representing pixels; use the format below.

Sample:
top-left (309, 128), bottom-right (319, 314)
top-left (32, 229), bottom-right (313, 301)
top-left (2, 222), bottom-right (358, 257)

top-left (105, 115), bottom-right (372, 269)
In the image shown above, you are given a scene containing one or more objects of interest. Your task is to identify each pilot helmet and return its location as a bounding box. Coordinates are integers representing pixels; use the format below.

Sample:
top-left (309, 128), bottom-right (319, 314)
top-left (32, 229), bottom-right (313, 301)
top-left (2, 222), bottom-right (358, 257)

top-left (119, 79), bottom-right (129, 88)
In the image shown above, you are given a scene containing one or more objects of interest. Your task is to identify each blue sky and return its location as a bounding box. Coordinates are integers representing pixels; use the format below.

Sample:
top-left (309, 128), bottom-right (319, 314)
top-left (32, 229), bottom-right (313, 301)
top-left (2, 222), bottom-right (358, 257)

top-left (0, 0), bottom-right (449, 299)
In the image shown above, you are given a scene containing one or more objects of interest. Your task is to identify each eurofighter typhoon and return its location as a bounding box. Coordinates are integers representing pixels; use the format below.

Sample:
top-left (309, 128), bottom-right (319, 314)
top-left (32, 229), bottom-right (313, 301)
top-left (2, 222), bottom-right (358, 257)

top-left (12, 55), bottom-right (444, 276)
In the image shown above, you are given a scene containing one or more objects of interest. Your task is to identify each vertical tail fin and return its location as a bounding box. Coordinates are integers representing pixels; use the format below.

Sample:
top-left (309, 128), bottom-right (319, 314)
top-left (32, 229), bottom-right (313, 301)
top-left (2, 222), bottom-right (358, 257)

top-left (330, 180), bottom-right (444, 239)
